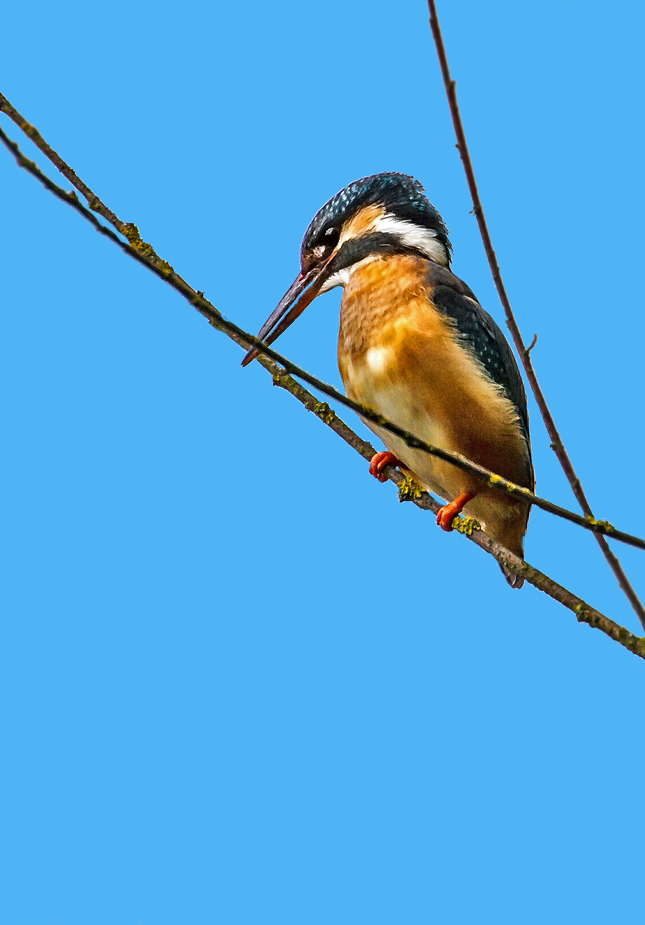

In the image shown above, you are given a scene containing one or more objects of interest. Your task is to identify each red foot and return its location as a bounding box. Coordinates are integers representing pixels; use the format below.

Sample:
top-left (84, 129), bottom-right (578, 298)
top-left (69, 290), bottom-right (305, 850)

top-left (369, 451), bottom-right (403, 483)
top-left (436, 491), bottom-right (476, 532)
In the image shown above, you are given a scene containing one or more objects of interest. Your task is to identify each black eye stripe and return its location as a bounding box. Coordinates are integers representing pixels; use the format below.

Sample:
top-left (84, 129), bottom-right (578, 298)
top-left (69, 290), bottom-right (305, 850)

top-left (326, 233), bottom-right (429, 275)
top-left (321, 226), bottom-right (339, 246)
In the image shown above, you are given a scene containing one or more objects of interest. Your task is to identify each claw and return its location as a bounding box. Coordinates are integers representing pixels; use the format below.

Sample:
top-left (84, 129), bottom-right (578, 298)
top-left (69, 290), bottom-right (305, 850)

top-left (436, 490), bottom-right (476, 532)
top-left (369, 451), bottom-right (403, 483)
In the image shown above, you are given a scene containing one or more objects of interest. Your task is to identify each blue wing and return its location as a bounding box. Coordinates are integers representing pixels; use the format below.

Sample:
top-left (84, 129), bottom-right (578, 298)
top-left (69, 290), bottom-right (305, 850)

top-left (427, 264), bottom-right (534, 488)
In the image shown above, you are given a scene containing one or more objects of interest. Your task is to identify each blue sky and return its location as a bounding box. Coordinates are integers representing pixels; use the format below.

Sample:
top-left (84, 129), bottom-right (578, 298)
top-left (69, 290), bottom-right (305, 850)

top-left (1, 1), bottom-right (644, 922)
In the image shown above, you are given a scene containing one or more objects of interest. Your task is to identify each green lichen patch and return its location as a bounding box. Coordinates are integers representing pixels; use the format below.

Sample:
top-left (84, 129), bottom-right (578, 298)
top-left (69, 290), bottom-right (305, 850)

top-left (574, 602), bottom-right (589, 623)
top-left (398, 475), bottom-right (424, 502)
top-left (584, 517), bottom-right (615, 534)
top-left (122, 221), bottom-right (142, 244)
top-left (453, 515), bottom-right (481, 536)
top-left (133, 239), bottom-right (155, 258)
top-left (312, 401), bottom-right (336, 425)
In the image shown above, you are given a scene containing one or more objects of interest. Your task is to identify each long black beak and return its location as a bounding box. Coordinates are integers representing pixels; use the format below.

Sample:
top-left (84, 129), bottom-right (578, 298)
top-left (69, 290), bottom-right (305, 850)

top-left (241, 255), bottom-right (334, 367)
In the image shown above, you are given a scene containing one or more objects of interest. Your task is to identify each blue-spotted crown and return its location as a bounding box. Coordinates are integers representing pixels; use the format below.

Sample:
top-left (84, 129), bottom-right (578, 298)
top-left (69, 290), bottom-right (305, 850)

top-left (301, 172), bottom-right (452, 260)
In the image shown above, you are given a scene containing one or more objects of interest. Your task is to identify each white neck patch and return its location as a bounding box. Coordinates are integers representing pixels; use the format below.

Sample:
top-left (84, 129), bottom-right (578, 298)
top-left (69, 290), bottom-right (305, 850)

top-left (372, 213), bottom-right (449, 265)
top-left (319, 209), bottom-right (449, 294)
top-left (318, 252), bottom-right (382, 293)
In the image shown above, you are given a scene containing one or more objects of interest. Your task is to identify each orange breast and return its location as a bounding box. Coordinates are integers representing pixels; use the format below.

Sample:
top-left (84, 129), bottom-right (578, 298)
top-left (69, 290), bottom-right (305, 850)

top-left (336, 254), bottom-right (531, 534)
top-left (338, 254), bottom-right (431, 366)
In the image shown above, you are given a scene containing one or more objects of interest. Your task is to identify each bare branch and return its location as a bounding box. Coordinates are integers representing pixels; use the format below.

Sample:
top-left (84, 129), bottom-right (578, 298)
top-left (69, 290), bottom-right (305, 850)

top-left (426, 0), bottom-right (645, 631)
top-left (1, 123), bottom-right (642, 552)
top-left (1, 114), bottom-right (643, 660)
top-left (0, 92), bottom-right (198, 291)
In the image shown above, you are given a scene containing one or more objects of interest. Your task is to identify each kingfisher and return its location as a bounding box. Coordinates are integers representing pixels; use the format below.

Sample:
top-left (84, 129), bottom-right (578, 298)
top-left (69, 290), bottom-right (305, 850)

top-left (242, 173), bottom-right (534, 587)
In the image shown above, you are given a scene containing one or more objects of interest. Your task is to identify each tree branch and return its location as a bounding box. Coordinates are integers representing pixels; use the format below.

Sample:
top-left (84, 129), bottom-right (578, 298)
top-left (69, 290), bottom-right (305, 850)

top-left (1, 113), bottom-right (643, 660)
top-left (1, 121), bottom-right (642, 552)
top-left (426, 0), bottom-right (645, 631)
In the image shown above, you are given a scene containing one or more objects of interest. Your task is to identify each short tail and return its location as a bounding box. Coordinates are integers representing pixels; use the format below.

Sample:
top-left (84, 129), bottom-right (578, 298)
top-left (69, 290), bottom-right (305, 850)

top-left (484, 507), bottom-right (530, 590)
top-left (500, 563), bottom-right (524, 589)
top-left (489, 521), bottom-right (527, 589)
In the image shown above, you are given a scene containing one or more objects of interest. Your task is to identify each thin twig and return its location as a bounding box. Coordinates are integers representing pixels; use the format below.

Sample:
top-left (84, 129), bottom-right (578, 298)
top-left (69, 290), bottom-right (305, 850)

top-left (1, 119), bottom-right (643, 660)
top-left (426, 0), bottom-right (645, 631)
top-left (0, 92), bottom-right (194, 289)
top-left (525, 333), bottom-right (538, 358)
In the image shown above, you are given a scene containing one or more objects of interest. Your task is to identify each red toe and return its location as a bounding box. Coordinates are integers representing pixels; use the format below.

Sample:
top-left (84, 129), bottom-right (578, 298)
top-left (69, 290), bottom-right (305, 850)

top-left (436, 490), bottom-right (476, 532)
top-left (369, 451), bottom-right (403, 482)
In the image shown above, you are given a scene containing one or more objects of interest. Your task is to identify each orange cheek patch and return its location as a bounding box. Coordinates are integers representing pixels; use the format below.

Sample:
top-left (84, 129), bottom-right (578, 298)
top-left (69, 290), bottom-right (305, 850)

top-left (342, 203), bottom-right (386, 241)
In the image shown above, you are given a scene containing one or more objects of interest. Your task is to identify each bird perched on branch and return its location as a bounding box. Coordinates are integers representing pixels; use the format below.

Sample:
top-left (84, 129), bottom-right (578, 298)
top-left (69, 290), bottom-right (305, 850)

top-left (243, 173), bottom-right (534, 587)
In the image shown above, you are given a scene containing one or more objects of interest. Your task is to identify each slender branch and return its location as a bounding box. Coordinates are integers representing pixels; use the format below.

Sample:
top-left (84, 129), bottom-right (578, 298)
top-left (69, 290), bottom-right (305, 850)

top-left (1, 118), bottom-right (644, 660)
top-left (426, 0), bottom-right (645, 631)
top-left (273, 370), bottom-right (645, 663)
top-left (0, 92), bottom-right (196, 290)
top-left (1, 119), bottom-right (644, 557)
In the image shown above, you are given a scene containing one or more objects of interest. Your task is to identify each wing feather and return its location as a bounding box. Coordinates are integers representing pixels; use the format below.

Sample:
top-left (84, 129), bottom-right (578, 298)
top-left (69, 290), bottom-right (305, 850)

top-left (427, 264), bottom-right (534, 488)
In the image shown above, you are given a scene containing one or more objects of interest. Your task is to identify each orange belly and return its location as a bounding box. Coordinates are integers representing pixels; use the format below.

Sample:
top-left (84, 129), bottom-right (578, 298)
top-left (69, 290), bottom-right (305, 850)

top-left (338, 254), bottom-right (532, 555)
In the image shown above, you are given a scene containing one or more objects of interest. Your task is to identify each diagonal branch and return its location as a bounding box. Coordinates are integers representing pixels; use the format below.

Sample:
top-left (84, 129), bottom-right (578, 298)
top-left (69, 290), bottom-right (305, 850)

top-left (426, 0), bottom-right (645, 630)
top-left (4, 118), bottom-right (642, 555)
top-left (1, 121), bottom-right (644, 553)
top-left (1, 115), bottom-right (643, 660)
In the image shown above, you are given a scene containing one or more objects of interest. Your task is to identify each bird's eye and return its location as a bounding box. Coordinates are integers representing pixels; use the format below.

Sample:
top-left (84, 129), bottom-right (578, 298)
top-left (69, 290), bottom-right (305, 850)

top-left (322, 226), bottom-right (340, 248)
top-left (306, 227), bottom-right (340, 265)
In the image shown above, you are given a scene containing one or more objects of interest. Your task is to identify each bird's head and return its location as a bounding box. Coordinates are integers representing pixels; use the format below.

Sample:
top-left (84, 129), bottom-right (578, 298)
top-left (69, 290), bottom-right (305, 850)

top-left (241, 172), bottom-right (451, 365)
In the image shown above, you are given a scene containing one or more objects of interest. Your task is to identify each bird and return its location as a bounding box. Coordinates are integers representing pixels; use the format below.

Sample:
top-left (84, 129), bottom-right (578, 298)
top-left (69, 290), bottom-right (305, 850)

top-left (242, 172), bottom-right (534, 587)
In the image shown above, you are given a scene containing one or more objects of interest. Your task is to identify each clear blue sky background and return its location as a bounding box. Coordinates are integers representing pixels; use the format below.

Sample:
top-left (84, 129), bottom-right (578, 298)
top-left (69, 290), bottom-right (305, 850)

top-left (1, 1), bottom-right (643, 922)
